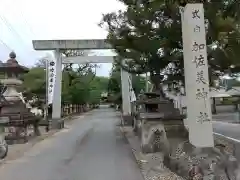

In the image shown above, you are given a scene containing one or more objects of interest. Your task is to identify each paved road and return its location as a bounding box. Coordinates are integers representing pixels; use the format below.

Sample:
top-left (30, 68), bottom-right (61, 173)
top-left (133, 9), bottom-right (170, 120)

top-left (214, 105), bottom-right (236, 114)
top-left (213, 121), bottom-right (240, 140)
top-left (0, 107), bottom-right (144, 180)
top-left (213, 113), bottom-right (239, 123)
top-left (213, 110), bottom-right (240, 123)
top-left (211, 105), bottom-right (240, 140)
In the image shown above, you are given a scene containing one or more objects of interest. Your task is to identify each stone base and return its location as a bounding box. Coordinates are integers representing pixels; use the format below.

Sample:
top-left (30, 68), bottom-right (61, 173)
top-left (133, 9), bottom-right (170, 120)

top-left (0, 140), bottom-right (8, 159)
top-left (51, 119), bottom-right (65, 129)
top-left (163, 140), bottom-right (240, 179)
top-left (141, 120), bottom-right (169, 154)
top-left (163, 120), bottom-right (188, 139)
top-left (122, 115), bottom-right (133, 126)
top-left (133, 117), bottom-right (141, 135)
top-left (133, 116), bottom-right (138, 132)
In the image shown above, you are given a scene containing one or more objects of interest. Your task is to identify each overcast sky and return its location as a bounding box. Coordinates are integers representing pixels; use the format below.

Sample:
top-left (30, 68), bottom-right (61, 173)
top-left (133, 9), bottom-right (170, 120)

top-left (0, 0), bottom-right (125, 76)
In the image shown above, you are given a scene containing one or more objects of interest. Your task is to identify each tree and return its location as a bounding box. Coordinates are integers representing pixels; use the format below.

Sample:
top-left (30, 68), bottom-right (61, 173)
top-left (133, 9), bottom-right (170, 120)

top-left (22, 57), bottom-right (49, 106)
top-left (22, 67), bottom-right (46, 109)
top-left (108, 64), bottom-right (122, 94)
top-left (88, 76), bottom-right (109, 104)
top-left (100, 0), bottom-right (240, 94)
top-left (132, 74), bottom-right (146, 94)
top-left (34, 54), bottom-right (53, 68)
top-left (61, 62), bottom-right (109, 105)
top-left (22, 67), bottom-right (46, 98)
top-left (22, 53), bottom-right (108, 108)
top-left (62, 63), bottom-right (96, 104)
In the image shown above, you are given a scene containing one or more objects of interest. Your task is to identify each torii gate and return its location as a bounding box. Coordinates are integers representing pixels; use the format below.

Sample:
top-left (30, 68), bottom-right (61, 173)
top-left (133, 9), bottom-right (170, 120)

top-left (32, 39), bottom-right (133, 128)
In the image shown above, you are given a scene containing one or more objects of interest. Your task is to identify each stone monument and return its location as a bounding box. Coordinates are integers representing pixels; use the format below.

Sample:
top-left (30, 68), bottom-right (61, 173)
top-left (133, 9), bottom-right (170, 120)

top-left (161, 4), bottom-right (240, 179)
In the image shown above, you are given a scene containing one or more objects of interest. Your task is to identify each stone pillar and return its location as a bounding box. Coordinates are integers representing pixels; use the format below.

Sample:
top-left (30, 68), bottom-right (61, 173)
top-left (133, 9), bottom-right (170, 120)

top-left (182, 4), bottom-right (213, 147)
top-left (120, 68), bottom-right (132, 125)
top-left (70, 104), bottom-right (72, 114)
top-left (145, 73), bottom-right (149, 92)
top-left (52, 49), bottom-right (63, 129)
top-left (64, 105), bottom-right (67, 116)
top-left (61, 106), bottom-right (64, 117)
top-left (67, 104), bottom-right (70, 115)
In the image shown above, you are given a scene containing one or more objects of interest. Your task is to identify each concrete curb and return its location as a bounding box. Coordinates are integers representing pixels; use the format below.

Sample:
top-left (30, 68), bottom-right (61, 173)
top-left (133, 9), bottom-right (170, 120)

top-left (118, 113), bottom-right (149, 179)
top-left (119, 126), bottom-right (147, 179)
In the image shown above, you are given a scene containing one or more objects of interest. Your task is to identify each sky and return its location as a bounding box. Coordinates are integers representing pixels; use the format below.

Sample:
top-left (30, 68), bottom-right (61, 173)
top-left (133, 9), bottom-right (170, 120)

top-left (0, 0), bottom-right (125, 77)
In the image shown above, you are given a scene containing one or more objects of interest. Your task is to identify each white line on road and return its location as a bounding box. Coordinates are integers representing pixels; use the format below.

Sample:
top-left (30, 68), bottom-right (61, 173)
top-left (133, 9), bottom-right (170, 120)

top-left (213, 121), bottom-right (240, 142)
top-left (213, 132), bottom-right (240, 143)
top-left (186, 122), bottom-right (240, 142)
top-left (212, 121), bottom-right (240, 126)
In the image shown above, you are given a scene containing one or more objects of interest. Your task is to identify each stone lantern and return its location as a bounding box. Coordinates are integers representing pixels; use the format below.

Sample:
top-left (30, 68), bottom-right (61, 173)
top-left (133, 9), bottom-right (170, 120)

top-left (0, 52), bottom-right (40, 143)
top-left (0, 52), bottom-right (29, 114)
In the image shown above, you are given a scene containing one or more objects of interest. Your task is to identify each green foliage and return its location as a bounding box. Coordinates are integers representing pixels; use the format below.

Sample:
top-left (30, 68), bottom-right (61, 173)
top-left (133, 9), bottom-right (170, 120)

top-left (22, 67), bottom-right (46, 99)
top-left (100, 0), bottom-right (240, 89)
top-left (108, 65), bottom-right (122, 94)
top-left (22, 59), bottom-right (109, 107)
top-left (88, 76), bottom-right (109, 104)
top-left (132, 74), bottom-right (146, 95)
top-left (232, 80), bottom-right (240, 87)
top-left (61, 65), bottom-right (109, 105)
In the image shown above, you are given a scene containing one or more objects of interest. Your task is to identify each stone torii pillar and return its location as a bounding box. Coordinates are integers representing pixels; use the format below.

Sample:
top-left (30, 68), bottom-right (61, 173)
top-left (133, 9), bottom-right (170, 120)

top-left (51, 49), bottom-right (63, 128)
top-left (121, 68), bottom-right (132, 124)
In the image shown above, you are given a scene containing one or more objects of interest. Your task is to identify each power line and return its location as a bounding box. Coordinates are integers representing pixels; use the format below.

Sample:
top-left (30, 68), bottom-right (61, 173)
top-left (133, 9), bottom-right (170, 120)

top-left (0, 13), bottom-right (26, 45)
top-left (0, 11), bottom-right (31, 57)
top-left (0, 18), bottom-right (13, 51)
top-left (0, 39), bottom-right (12, 51)
top-left (19, 10), bottom-right (37, 38)
top-left (0, 7), bottom-right (43, 62)
top-left (0, 9), bottom-right (38, 62)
